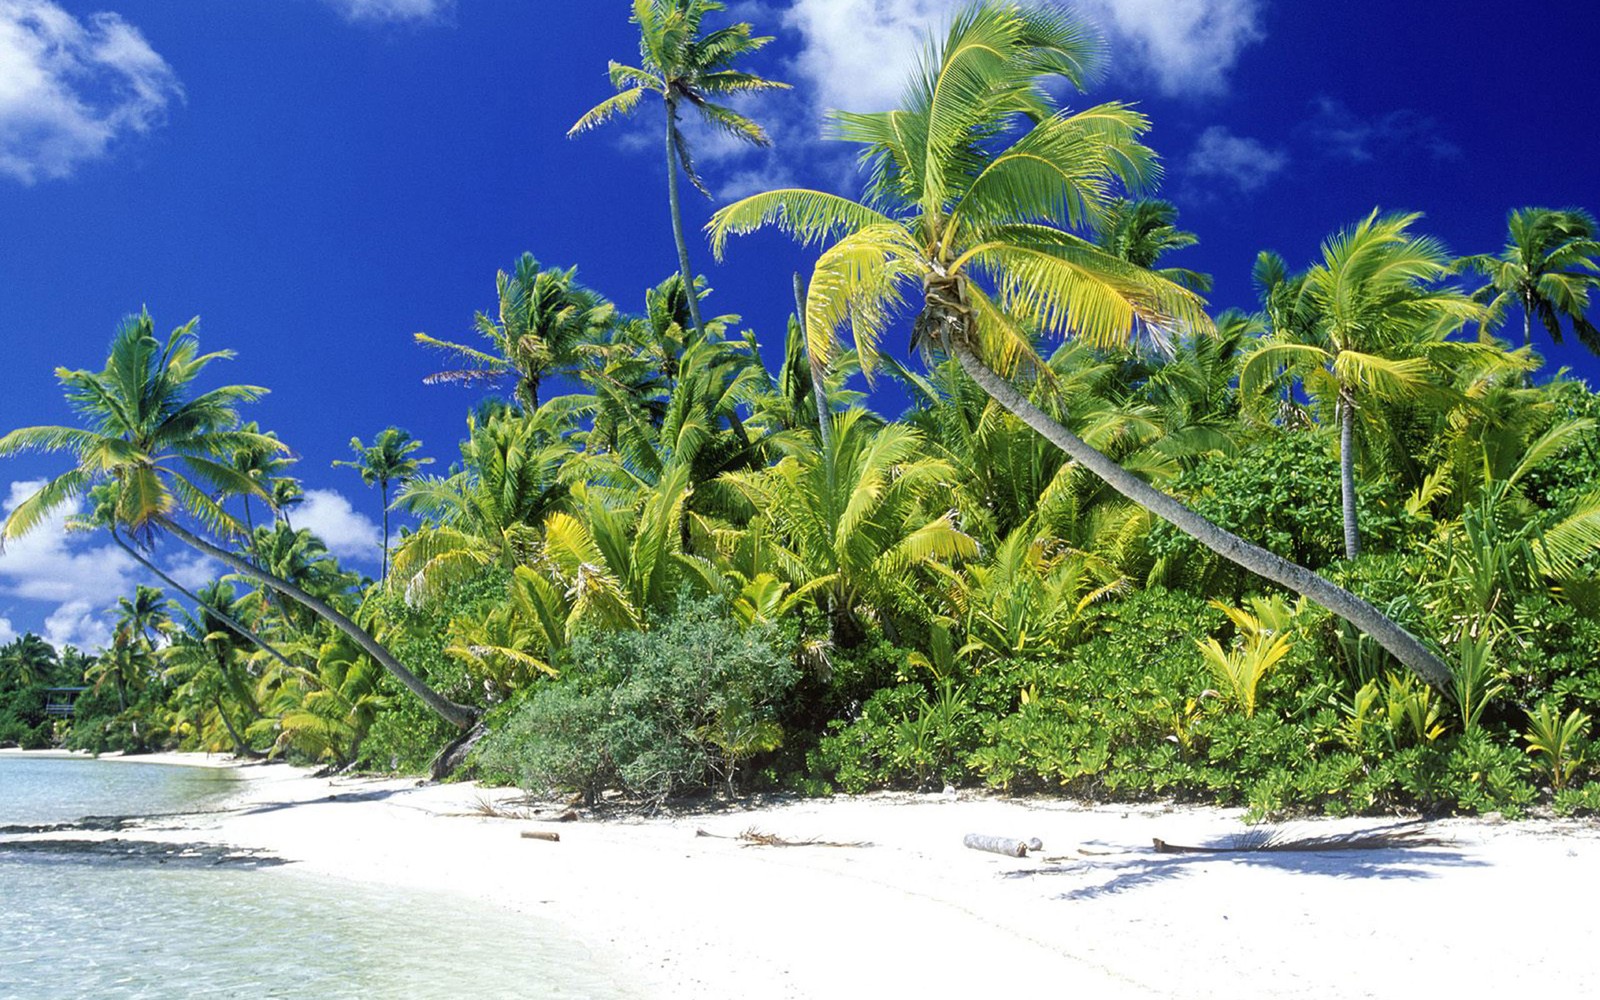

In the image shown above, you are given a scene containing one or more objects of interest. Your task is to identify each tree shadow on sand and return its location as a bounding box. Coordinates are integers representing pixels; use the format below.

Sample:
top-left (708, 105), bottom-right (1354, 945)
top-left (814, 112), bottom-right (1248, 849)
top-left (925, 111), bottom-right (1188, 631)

top-left (1006, 832), bottom-right (1487, 901)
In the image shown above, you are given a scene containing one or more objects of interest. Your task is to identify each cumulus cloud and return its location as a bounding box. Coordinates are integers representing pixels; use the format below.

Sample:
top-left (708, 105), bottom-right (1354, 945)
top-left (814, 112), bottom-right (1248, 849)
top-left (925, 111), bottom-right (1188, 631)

top-left (1184, 124), bottom-right (1286, 194)
top-left (0, 616), bottom-right (16, 643)
top-left (322, 0), bottom-right (454, 25)
top-left (776, 0), bottom-right (1263, 117)
top-left (1077, 0), bottom-right (1261, 96)
top-left (1303, 97), bottom-right (1460, 164)
top-left (42, 598), bottom-right (111, 650)
top-left (0, 0), bottom-right (182, 184)
top-left (0, 480), bottom-right (138, 607)
top-left (296, 489), bottom-right (382, 563)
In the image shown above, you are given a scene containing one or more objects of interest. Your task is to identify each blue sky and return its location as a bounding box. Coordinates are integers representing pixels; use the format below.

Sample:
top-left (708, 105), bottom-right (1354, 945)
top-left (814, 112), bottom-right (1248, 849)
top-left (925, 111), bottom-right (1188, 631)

top-left (1, 0), bottom-right (1596, 648)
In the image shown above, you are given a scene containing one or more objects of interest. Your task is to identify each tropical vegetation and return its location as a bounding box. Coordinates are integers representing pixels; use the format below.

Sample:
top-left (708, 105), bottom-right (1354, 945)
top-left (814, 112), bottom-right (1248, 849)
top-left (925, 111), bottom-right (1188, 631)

top-left (3, 0), bottom-right (1599, 818)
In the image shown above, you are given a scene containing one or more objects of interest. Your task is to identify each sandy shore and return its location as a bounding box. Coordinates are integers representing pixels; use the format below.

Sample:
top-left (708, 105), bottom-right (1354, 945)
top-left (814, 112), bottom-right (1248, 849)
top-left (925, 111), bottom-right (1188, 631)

top-left (5, 752), bottom-right (1598, 998)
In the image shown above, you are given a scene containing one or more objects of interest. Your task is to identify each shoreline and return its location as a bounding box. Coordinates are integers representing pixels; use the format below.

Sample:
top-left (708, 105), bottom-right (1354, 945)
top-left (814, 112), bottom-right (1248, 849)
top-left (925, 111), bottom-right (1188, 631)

top-left (4, 751), bottom-right (1599, 998)
top-left (0, 747), bottom-right (245, 769)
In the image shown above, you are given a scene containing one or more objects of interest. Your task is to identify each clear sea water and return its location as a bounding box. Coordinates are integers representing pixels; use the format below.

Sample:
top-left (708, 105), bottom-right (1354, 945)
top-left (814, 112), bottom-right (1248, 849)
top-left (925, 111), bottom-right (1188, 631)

top-left (0, 757), bottom-right (633, 999)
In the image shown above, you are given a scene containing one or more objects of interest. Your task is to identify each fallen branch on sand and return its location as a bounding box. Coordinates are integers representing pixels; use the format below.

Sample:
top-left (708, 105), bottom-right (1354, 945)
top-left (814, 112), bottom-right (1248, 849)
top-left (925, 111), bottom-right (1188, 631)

top-left (1153, 821), bottom-right (1447, 854)
top-left (694, 826), bottom-right (873, 849)
top-left (963, 833), bottom-right (1044, 857)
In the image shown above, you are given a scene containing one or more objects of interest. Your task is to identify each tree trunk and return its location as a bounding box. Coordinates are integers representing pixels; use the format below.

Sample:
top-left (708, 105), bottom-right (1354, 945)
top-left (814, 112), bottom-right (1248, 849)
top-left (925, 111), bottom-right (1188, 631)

top-left (1523, 291), bottom-right (1533, 347)
top-left (950, 342), bottom-right (1453, 690)
top-left (211, 691), bottom-right (254, 759)
top-left (158, 518), bottom-right (479, 729)
top-left (665, 101), bottom-right (707, 340)
top-left (794, 272), bottom-right (833, 453)
top-left (379, 479), bottom-right (390, 585)
top-left (1339, 394), bottom-right (1360, 559)
top-left (110, 529), bottom-right (300, 677)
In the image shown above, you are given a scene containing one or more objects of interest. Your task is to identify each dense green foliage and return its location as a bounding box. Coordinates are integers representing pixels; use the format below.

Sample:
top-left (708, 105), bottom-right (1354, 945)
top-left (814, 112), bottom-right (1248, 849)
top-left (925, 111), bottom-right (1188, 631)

top-left (3, 1), bottom-right (1599, 818)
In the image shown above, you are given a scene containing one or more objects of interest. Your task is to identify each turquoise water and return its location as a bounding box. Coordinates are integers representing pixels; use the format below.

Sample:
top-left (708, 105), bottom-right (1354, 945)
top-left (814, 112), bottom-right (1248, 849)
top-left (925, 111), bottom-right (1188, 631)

top-left (0, 757), bottom-right (634, 999)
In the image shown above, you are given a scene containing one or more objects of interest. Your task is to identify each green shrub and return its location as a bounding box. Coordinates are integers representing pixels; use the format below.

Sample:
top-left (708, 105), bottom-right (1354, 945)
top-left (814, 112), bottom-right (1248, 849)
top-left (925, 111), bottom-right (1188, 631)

top-left (477, 596), bottom-right (797, 804)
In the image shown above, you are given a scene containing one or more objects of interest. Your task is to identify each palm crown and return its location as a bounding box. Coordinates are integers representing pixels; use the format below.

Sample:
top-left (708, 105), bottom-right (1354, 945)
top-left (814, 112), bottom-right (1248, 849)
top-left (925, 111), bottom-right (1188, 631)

top-left (708, 1), bottom-right (1208, 376)
top-left (1457, 206), bottom-right (1600, 353)
top-left (0, 311), bottom-right (279, 547)
top-left (569, 0), bottom-right (789, 193)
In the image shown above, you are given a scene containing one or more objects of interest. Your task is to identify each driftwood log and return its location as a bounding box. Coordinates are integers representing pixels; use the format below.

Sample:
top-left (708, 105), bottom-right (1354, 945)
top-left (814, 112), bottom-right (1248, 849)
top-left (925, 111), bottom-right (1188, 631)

top-left (520, 830), bottom-right (561, 843)
top-left (963, 833), bottom-right (1034, 857)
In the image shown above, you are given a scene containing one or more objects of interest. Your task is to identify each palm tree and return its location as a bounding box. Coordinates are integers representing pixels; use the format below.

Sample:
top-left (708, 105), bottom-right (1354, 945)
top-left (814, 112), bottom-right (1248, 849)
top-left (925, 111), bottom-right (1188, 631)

top-left (416, 254), bottom-right (614, 412)
top-left (0, 634), bottom-right (58, 689)
top-left (1457, 207), bottom-right (1600, 354)
top-left (333, 427), bottom-right (432, 581)
top-left (1242, 211), bottom-right (1486, 558)
top-left (1095, 198), bottom-right (1211, 294)
top-left (569, 0), bottom-right (788, 338)
top-left (720, 410), bottom-right (977, 646)
top-left (708, 1), bottom-right (1454, 688)
top-left (0, 310), bottom-right (478, 729)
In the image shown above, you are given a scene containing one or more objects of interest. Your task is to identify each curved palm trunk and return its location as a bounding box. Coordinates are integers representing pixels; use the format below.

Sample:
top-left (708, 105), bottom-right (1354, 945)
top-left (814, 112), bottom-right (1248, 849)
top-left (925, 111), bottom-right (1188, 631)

top-left (794, 272), bottom-right (833, 452)
top-left (664, 101), bottom-right (707, 339)
top-left (1338, 395), bottom-right (1360, 559)
top-left (110, 529), bottom-right (299, 678)
top-left (158, 519), bottom-right (479, 730)
top-left (951, 342), bottom-right (1453, 690)
top-left (211, 691), bottom-right (255, 758)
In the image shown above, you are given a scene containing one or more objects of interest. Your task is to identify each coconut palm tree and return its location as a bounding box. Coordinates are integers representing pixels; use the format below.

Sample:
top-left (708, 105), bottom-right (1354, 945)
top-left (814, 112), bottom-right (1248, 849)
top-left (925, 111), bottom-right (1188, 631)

top-left (707, 0), bottom-right (1454, 688)
top-left (569, 0), bottom-right (788, 338)
top-left (1241, 211), bottom-right (1486, 558)
top-left (1457, 207), bottom-right (1600, 353)
top-left (333, 427), bottom-right (432, 582)
top-left (719, 410), bottom-right (977, 646)
top-left (416, 254), bottom-right (614, 412)
top-left (1095, 198), bottom-right (1211, 294)
top-left (0, 310), bottom-right (478, 729)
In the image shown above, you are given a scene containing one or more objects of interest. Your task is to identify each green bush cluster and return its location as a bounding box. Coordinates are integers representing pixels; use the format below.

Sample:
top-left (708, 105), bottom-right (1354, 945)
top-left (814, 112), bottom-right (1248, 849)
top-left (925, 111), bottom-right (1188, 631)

top-left (811, 587), bottom-right (1597, 818)
top-left (476, 596), bottom-right (798, 804)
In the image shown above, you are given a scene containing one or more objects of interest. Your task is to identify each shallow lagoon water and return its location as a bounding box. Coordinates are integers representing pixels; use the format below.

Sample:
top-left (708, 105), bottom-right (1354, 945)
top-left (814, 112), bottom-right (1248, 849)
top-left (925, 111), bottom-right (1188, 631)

top-left (0, 757), bottom-right (633, 1000)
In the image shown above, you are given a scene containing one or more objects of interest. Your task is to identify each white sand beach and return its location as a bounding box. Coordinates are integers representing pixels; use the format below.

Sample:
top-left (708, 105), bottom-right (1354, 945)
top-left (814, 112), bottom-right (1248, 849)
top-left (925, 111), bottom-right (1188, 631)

top-left (5, 753), bottom-right (1598, 999)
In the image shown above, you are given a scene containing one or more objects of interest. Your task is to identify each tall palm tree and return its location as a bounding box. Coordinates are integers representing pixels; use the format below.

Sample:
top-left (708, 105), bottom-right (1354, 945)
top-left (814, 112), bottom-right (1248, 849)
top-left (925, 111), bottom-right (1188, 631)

top-left (708, 0), bottom-right (1454, 688)
top-left (416, 254), bottom-right (614, 412)
top-left (569, 0), bottom-right (788, 338)
top-left (1242, 211), bottom-right (1486, 558)
top-left (1457, 206), bottom-right (1600, 354)
top-left (0, 311), bottom-right (478, 729)
top-left (333, 427), bottom-right (432, 581)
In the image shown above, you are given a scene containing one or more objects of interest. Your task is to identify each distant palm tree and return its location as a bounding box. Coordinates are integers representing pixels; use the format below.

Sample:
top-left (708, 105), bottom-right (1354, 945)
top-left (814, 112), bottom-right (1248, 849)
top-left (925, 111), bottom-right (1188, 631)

top-left (416, 254), bottom-right (614, 412)
top-left (1095, 198), bottom-right (1212, 294)
top-left (1457, 207), bottom-right (1600, 354)
top-left (0, 311), bottom-right (478, 730)
top-left (709, 0), bottom-right (1455, 688)
top-left (1242, 211), bottom-right (1486, 558)
top-left (0, 634), bottom-right (58, 689)
top-left (333, 427), bottom-right (432, 582)
top-left (570, 0), bottom-right (788, 338)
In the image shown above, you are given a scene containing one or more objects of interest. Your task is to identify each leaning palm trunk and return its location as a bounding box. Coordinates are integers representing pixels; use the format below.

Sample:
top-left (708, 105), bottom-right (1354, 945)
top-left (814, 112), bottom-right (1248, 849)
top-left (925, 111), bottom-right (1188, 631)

top-left (110, 528), bottom-right (300, 677)
top-left (664, 104), bottom-right (707, 339)
top-left (1339, 395), bottom-right (1361, 559)
top-left (158, 518), bottom-right (479, 729)
top-left (950, 342), bottom-right (1453, 690)
top-left (794, 272), bottom-right (834, 452)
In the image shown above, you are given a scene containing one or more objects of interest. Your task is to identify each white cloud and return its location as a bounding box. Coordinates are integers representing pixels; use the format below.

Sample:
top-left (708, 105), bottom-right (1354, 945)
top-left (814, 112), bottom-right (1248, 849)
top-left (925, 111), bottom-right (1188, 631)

top-left (296, 489), bottom-right (382, 563)
top-left (322, 0), bottom-right (453, 25)
top-left (43, 598), bottom-right (110, 651)
top-left (1078, 0), bottom-right (1261, 96)
top-left (1184, 124), bottom-right (1286, 194)
top-left (0, 480), bottom-right (137, 606)
top-left (776, 0), bottom-right (1262, 117)
top-left (0, 616), bottom-right (16, 643)
top-left (0, 0), bottom-right (182, 184)
top-left (163, 550), bottom-right (221, 592)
